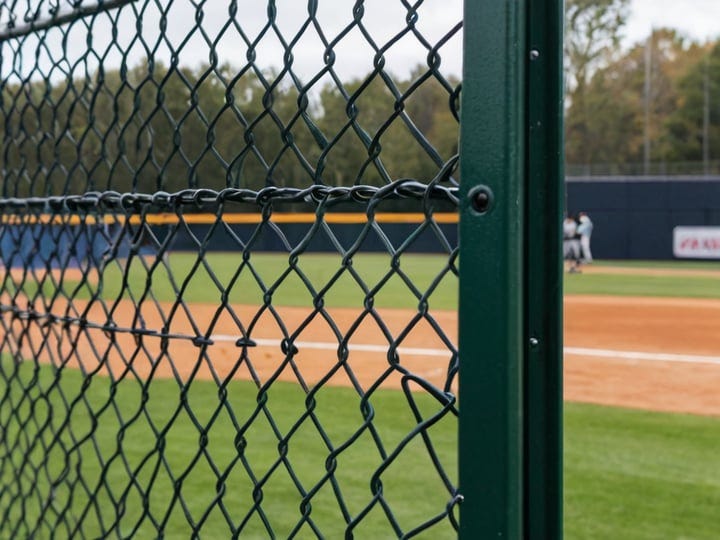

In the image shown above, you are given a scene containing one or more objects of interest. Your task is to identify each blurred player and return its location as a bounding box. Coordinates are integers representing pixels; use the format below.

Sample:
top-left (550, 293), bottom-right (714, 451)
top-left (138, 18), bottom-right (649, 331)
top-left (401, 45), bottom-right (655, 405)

top-left (577, 212), bottom-right (594, 264)
top-left (563, 215), bottom-right (582, 272)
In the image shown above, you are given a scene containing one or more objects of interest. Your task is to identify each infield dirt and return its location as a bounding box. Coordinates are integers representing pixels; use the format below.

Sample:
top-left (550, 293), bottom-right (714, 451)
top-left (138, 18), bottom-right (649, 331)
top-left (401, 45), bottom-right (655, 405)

top-left (4, 290), bottom-right (720, 416)
top-left (564, 294), bottom-right (720, 416)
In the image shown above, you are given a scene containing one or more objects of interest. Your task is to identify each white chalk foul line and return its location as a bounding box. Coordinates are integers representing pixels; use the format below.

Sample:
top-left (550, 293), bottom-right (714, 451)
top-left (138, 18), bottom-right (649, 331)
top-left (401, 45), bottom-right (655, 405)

top-left (211, 335), bottom-right (453, 357)
top-left (564, 347), bottom-right (720, 366)
top-left (211, 335), bottom-right (720, 366)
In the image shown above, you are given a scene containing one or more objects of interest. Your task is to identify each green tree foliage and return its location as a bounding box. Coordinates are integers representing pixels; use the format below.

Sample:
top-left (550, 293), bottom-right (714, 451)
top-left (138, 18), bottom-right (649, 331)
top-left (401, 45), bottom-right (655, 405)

top-left (664, 42), bottom-right (720, 163)
top-left (566, 28), bottom-right (707, 168)
top-left (0, 61), bottom-right (460, 197)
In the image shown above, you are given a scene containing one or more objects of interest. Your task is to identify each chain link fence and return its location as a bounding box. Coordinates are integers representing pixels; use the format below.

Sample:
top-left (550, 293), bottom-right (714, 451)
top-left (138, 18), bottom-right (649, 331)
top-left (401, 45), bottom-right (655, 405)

top-left (0, 1), bottom-right (463, 537)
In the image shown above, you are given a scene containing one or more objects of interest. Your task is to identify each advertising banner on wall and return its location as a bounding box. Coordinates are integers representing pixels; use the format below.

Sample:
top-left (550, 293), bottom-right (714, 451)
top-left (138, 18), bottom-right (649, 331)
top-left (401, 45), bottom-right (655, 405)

top-left (673, 227), bottom-right (720, 259)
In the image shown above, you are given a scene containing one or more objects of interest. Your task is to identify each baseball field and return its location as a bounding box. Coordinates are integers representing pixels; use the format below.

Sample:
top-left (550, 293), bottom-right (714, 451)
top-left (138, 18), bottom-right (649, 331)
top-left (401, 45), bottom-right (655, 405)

top-left (2, 254), bottom-right (720, 537)
top-left (564, 261), bottom-right (720, 538)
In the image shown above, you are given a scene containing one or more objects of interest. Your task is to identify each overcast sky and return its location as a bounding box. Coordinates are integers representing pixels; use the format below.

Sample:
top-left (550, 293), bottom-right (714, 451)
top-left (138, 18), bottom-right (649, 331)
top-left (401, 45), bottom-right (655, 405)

top-left (625, 0), bottom-right (720, 46)
top-left (1, 1), bottom-right (463, 83)
top-left (0, 1), bottom-right (718, 84)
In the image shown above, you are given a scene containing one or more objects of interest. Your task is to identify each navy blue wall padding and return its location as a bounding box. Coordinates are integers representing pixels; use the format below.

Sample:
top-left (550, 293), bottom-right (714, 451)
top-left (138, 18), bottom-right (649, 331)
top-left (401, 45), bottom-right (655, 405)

top-left (566, 177), bottom-right (720, 260)
top-left (1, 222), bottom-right (154, 269)
top-left (6, 177), bottom-right (719, 265)
top-left (160, 222), bottom-right (459, 255)
top-left (1, 220), bottom-right (459, 268)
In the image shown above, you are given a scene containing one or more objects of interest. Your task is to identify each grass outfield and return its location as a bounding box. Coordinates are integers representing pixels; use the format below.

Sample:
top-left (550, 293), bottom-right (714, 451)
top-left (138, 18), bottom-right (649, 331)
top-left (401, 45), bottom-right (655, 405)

top-left (565, 258), bottom-right (720, 298)
top-left (96, 252), bottom-right (459, 310)
top-left (564, 272), bottom-right (720, 298)
top-left (8, 254), bottom-right (720, 305)
top-left (565, 403), bottom-right (720, 539)
top-left (2, 358), bottom-right (720, 538)
top-left (594, 259), bottom-right (720, 271)
top-left (0, 358), bottom-right (458, 538)
top-left (32, 253), bottom-right (720, 307)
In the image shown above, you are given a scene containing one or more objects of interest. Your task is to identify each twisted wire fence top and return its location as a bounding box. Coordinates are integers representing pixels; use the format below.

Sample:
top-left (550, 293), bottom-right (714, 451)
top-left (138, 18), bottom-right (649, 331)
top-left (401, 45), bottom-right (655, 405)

top-left (1, 0), bottom-right (462, 198)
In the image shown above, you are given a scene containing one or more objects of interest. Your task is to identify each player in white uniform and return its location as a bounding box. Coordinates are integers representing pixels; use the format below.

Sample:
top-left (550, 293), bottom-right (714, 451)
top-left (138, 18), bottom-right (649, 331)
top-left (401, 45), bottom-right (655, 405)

top-left (577, 212), bottom-right (593, 264)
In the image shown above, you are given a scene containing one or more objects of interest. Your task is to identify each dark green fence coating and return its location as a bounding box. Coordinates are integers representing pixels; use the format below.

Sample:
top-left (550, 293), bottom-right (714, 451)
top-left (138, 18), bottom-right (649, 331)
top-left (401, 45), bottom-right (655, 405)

top-left (458, 0), bottom-right (526, 536)
top-left (0, 0), bottom-right (562, 537)
top-left (459, 0), bottom-right (563, 538)
top-left (525, 0), bottom-right (564, 537)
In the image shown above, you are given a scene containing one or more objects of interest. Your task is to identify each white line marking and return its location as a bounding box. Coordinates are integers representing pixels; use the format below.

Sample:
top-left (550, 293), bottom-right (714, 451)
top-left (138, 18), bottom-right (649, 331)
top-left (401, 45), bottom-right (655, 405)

top-left (211, 335), bottom-right (720, 366)
top-left (211, 335), bottom-right (452, 357)
top-left (564, 347), bottom-right (720, 366)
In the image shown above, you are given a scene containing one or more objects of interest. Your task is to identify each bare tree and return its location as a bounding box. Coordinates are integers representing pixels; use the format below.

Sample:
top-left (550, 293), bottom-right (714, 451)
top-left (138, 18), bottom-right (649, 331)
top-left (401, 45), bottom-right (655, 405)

top-left (565, 0), bottom-right (630, 95)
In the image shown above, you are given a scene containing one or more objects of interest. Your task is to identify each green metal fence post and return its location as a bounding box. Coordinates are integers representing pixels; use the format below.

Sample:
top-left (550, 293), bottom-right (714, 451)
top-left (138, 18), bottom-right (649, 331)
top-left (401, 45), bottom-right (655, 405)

top-left (458, 0), bottom-right (527, 537)
top-left (459, 0), bottom-right (563, 537)
top-left (525, 0), bottom-right (564, 537)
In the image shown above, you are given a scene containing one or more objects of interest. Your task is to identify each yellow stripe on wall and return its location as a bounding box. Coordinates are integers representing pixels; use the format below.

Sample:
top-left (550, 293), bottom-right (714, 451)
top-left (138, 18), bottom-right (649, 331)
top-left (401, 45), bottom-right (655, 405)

top-left (1, 212), bottom-right (459, 226)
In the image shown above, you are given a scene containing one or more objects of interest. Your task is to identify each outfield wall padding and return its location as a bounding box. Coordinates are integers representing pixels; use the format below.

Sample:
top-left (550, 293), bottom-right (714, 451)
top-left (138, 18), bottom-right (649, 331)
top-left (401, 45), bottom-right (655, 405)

top-left (160, 222), bottom-right (459, 255)
top-left (7, 176), bottom-right (720, 265)
top-left (566, 176), bottom-right (720, 260)
top-left (0, 219), bottom-right (459, 268)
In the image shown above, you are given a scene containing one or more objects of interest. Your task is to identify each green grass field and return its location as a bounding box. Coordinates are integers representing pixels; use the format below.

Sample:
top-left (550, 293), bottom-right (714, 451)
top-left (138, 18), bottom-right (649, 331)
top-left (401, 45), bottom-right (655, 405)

top-left (565, 403), bottom-right (720, 539)
top-left (3, 256), bottom-right (720, 537)
top-left (21, 252), bottom-right (720, 309)
top-left (564, 272), bottom-right (720, 298)
top-left (91, 252), bottom-right (459, 310)
top-left (565, 258), bottom-right (720, 298)
top-left (593, 259), bottom-right (720, 271)
top-left (0, 357), bottom-right (458, 538)
top-left (3, 358), bottom-right (719, 539)
top-left (8, 253), bottom-right (720, 307)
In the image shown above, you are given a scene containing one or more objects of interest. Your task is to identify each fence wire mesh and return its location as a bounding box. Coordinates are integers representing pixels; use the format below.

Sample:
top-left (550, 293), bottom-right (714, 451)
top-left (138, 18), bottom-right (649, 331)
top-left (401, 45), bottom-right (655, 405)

top-left (0, 0), bottom-right (462, 537)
